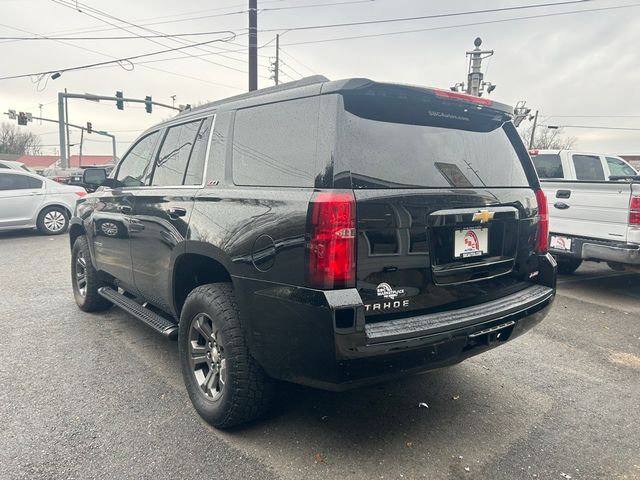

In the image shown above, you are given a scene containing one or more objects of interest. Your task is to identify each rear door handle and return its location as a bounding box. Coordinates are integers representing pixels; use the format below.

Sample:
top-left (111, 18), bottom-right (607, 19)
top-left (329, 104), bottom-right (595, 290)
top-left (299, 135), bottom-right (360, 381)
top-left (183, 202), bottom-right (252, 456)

top-left (556, 190), bottom-right (571, 199)
top-left (554, 202), bottom-right (570, 210)
top-left (166, 206), bottom-right (187, 218)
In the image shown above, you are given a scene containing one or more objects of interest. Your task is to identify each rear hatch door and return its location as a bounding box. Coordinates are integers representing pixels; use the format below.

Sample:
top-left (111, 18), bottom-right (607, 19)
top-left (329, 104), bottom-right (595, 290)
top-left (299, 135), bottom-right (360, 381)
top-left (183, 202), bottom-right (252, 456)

top-left (333, 84), bottom-right (542, 321)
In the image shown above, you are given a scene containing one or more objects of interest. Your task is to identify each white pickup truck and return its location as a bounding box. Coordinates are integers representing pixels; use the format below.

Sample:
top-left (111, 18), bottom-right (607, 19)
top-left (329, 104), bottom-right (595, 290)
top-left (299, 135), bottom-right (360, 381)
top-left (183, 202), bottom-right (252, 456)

top-left (530, 149), bottom-right (640, 274)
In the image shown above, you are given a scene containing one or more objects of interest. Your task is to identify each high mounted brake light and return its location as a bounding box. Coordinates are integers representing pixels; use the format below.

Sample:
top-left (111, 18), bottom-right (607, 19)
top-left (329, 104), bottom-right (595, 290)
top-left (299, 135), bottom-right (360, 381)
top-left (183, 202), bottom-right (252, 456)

top-left (629, 195), bottom-right (640, 225)
top-left (306, 191), bottom-right (356, 289)
top-left (434, 89), bottom-right (493, 106)
top-left (535, 189), bottom-right (549, 254)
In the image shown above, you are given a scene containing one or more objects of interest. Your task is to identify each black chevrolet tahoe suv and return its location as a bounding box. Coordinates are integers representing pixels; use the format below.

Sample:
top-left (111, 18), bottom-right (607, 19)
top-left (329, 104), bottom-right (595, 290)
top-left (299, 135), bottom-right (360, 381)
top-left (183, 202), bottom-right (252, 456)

top-left (69, 76), bottom-right (557, 428)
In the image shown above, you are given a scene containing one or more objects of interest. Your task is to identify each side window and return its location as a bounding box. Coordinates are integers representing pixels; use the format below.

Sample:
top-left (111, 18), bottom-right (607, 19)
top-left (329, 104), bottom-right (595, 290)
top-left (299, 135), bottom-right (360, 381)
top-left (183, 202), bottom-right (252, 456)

top-left (152, 120), bottom-right (203, 187)
top-left (0, 173), bottom-right (42, 190)
top-left (532, 154), bottom-right (564, 179)
top-left (116, 131), bottom-right (159, 187)
top-left (184, 116), bottom-right (213, 186)
top-left (572, 154), bottom-right (605, 181)
top-left (606, 157), bottom-right (636, 178)
top-left (0, 164), bottom-right (9, 169)
top-left (233, 97), bottom-right (319, 187)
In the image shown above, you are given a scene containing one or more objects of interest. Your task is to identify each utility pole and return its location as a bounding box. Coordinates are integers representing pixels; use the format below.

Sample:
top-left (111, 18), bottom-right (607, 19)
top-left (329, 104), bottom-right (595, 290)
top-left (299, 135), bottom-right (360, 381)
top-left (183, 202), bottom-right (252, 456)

top-left (529, 110), bottom-right (539, 149)
top-left (170, 95), bottom-right (176, 108)
top-left (79, 127), bottom-right (84, 167)
top-left (38, 104), bottom-right (43, 125)
top-left (64, 88), bottom-right (71, 162)
top-left (269, 34), bottom-right (280, 85)
top-left (57, 92), bottom-right (67, 168)
top-left (248, 0), bottom-right (258, 91)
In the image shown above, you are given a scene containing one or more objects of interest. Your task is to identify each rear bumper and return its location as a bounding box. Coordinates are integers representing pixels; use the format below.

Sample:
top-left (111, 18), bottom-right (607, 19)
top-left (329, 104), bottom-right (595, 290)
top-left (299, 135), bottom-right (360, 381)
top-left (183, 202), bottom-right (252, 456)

top-left (550, 233), bottom-right (640, 265)
top-left (235, 253), bottom-right (556, 391)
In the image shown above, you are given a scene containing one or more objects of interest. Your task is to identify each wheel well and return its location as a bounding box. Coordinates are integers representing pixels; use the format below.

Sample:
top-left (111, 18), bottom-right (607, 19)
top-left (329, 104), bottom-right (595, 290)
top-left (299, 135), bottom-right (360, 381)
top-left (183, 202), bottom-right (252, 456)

top-left (173, 254), bottom-right (231, 315)
top-left (38, 204), bottom-right (72, 220)
top-left (69, 223), bottom-right (85, 249)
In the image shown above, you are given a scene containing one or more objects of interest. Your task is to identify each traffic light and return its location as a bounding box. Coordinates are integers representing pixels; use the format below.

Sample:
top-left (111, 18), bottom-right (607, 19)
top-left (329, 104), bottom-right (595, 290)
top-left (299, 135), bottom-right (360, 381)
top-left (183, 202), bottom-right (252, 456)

top-left (86, 122), bottom-right (93, 134)
top-left (116, 91), bottom-right (124, 110)
top-left (17, 112), bottom-right (27, 126)
top-left (144, 96), bottom-right (152, 114)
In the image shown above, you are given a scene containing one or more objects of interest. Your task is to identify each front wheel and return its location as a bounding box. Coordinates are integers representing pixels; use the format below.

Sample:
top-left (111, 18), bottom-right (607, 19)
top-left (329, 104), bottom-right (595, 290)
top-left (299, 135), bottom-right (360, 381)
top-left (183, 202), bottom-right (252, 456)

top-left (556, 256), bottom-right (582, 275)
top-left (71, 236), bottom-right (112, 312)
top-left (179, 283), bottom-right (275, 429)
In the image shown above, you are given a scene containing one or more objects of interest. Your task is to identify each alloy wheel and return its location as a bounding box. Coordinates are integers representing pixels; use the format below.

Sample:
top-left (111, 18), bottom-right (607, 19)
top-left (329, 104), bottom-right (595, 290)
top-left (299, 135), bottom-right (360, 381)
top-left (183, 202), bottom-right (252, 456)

top-left (75, 252), bottom-right (87, 297)
top-left (43, 210), bottom-right (66, 232)
top-left (188, 313), bottom-right (226, 401)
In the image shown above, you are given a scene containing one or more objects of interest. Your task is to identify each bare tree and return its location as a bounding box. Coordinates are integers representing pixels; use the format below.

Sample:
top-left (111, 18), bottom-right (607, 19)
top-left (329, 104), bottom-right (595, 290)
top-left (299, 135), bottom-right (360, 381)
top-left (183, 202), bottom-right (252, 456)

top-left (0, 122), bottom-right (42, 155)
top-left (519, 123), bottom-right (577, 150)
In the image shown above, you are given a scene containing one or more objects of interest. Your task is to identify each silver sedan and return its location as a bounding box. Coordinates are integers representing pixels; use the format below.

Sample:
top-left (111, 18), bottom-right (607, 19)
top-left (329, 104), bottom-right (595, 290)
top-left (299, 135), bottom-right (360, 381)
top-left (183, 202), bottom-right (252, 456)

top-left (0, 170), bottom-right (87, 235)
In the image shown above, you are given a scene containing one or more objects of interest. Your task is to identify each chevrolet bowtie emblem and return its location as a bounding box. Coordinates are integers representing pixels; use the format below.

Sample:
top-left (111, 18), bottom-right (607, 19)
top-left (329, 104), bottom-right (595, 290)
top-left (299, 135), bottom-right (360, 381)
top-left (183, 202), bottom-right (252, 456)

top-left (472, 210), bottom-right (495, 223)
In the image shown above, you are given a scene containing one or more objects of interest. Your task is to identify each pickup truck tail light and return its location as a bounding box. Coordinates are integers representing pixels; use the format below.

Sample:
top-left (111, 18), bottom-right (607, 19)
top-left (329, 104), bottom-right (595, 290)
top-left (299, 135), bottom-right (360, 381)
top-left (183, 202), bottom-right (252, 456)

top-left (306, 191), bottom-right (356, 289)
top-left (629, 195), bottom-right (640, 225)
top-left (535, 189), bottom-right (549, 253)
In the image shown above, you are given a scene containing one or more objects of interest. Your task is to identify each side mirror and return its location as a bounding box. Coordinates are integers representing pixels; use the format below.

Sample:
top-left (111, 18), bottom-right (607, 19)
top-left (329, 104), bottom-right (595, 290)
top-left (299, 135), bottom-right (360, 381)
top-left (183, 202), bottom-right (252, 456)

top-left (83, 168), bottom-right (108, 186)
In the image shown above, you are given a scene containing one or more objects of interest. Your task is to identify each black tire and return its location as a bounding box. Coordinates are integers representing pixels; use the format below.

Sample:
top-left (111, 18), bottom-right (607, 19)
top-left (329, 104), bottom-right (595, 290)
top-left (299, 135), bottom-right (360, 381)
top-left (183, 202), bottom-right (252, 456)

top-left (71, 236), bottom-right (112, 312)
top-left (37, 206), bottom-right (69, 235)
top-left (179, 283), bottom-right (275, 429)
top-left (556, 256), bottom-right (582, 275)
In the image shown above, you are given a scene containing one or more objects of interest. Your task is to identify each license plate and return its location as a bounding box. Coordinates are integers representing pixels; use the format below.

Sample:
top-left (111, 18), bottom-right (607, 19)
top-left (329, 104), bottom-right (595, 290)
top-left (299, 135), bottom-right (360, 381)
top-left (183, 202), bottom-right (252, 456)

top-left (454, 228), bottom-right (488, 258)
top-left (550, 235), bottom-right (572, 251)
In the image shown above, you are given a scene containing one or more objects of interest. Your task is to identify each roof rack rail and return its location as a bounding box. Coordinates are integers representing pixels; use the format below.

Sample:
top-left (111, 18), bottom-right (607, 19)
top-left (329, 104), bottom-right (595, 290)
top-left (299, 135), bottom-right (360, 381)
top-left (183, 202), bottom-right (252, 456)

top-left (183, 75), bottom-right (330, 115)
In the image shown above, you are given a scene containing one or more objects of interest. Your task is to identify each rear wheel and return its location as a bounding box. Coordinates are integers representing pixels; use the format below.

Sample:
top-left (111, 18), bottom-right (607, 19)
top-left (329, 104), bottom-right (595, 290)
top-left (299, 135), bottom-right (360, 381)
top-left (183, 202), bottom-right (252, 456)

top-left (37, 206), bottom-right (69, 235)
top-left (71, 236), bottom-right (112, 312)
top-left (556, 256), bottom-right (582, 275)
top-left (179, 283), bottom-right (275, 429)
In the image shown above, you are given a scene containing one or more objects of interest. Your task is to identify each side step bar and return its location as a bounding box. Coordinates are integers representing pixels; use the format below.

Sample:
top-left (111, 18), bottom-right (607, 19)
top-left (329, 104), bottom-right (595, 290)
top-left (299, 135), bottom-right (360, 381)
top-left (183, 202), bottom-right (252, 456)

top-left (98, 287), bottom-right (178, 340)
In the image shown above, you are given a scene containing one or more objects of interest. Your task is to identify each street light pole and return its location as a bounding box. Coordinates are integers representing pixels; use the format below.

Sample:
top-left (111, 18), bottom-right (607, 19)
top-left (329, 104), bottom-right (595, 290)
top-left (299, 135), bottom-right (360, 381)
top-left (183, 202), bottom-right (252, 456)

top-left (529, 110), bottom-right (539, 149)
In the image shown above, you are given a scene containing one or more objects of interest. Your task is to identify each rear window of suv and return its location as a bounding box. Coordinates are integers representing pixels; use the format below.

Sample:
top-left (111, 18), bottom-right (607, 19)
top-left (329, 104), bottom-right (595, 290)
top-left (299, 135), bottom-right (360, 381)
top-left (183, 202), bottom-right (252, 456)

top-left (334, 90), bottom-right (530, 189)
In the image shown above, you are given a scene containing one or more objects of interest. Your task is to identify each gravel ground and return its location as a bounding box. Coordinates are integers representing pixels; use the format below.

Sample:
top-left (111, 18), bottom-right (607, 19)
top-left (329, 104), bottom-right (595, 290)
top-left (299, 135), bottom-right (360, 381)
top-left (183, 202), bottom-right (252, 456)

top-left (0, 230), bottom-right (638, 480)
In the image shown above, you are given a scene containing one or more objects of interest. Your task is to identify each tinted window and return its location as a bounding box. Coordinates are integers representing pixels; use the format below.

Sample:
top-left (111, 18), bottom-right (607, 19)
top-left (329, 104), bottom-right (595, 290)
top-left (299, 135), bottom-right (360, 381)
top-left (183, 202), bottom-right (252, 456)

top-left (532, 154), bottom-right (564, 179)
top-left (336, 92), bottom-right (528, 189)
top-left (153, 120), bottom-right (203, 187)
top-left (0, 173), bottom-right (42, 190)
top-left (0, 164), bottom-right (9, 169)
top-left (606, 157), bottom-right (636, 177)
top-left (184, 116), bottom-right (213, 186)
top-left (116, 132), bottom-right (159, 187)
top-left (573, 154), bottom-right (604, 181)
top-left (233, 98), bottom-right (319, 187)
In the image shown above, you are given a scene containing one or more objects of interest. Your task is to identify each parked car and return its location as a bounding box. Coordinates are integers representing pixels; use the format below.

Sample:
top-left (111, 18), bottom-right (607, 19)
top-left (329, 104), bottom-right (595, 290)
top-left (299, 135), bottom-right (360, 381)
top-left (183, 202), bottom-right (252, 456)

top-left (69, 76), bottom-right (556, 428)
top-left (0, 169), bottom-right (86, 234)
top-left (530, 149), bottom-right (640, 274)
top-left (0, 159), bottom-right (32, 172)
top-left (42, 167), bottom-right (83, 184)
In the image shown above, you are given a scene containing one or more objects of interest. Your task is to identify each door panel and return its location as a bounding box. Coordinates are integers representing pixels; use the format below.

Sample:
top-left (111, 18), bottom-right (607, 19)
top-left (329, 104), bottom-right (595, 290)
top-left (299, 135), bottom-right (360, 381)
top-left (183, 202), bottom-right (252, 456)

top-left (88, 189), bottom-right (138, 291)
top-left (0, 173), bottom-right (45, 228)
top-left (129, 190), bottom-right (197, 313)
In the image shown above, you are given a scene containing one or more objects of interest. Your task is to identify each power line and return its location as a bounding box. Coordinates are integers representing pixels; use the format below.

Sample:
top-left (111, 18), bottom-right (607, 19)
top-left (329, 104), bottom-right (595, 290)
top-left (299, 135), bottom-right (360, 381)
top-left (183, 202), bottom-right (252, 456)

top-left (0, 22), bottom-right (244, 91)
top-left (0, 36), bottom-right (237, 81)
top-left (259, 0), bottom-right (592, 32)
top-left (0, 30), bottom-right (240, 41)
top-left (279, 48), bottom-right (317, 75)
top-left (276, 3), bottom-right (640, 47)
top-left (51, 0), bottom-right (252, 76)
top-left (542, 124), bottom-right (640, 131)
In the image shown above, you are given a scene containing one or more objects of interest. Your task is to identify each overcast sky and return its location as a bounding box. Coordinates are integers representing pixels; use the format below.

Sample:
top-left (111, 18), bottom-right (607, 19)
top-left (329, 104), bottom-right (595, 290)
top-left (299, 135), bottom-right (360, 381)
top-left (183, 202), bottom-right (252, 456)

top-left (1, 0), bottom-right (639, 157)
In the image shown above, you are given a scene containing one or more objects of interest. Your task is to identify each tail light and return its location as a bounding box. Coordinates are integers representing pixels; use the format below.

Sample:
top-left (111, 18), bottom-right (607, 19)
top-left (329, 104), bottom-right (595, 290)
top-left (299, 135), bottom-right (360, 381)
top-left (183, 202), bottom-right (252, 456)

top-left (535, 189), bottom-right (549, 253)
top-left (629, 195), bottom-right (640, 225)
top-left (75, 191), bottom-right (87, 198)
top-left (306, 191), bottom-right (356, 289)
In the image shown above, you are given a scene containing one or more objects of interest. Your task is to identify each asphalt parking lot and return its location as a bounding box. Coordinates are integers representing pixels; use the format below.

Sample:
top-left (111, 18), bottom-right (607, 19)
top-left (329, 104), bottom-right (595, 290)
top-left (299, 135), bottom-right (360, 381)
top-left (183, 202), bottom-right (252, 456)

top-left (1, 230), bottom-right (639, 480)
